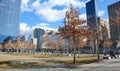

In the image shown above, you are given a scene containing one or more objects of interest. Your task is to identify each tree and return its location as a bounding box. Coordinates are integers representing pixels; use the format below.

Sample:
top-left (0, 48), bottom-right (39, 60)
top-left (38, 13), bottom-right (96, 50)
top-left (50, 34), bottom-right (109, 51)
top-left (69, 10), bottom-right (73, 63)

top-left (111, 8), bottom-right (120, 26)
top-left (0, 43), bottom-right (2, 50)
top-left (41, 32), bottom-right (52, 53)
top-left (42, 33), bottom-right (51, 48)
top-left (103, 39), bottom-right (113, 48)
top-left (23, 41), bottom-right (30, 53)
top-left (4, 36), bottom-right (12, 43)
top-left (88, 18), bottom-right (111, 59)
top-left (102, 38), bottom-right (113, 55)
top-left (11, 43), bottom-right (16, 52)
top-left (55, 35), bottom-right (65, 55)
top-left (58, 5), bottom-right (91, 64)
top-left (15, 37), bottom-right (21, 53)
top-left (4, 39), bottom-right (12, 52)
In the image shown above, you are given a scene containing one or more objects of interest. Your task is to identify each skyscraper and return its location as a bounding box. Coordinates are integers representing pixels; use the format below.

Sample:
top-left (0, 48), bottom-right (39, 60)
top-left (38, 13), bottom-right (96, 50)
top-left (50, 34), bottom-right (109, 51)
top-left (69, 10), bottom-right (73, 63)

top-left (108, 1), bottom-right (120, 40)
top-left (0, 0), bottom-right (21, 41)
top-left (86, 0), bottom-right (98, 29)
top-left (34, 28), bottom-right (45, 51)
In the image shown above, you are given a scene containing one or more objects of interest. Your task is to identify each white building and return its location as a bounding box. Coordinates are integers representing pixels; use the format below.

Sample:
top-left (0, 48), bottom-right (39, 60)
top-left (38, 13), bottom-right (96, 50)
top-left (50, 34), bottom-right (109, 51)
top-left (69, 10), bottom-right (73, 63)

top-left (98, 17), bottom-right (110, 39)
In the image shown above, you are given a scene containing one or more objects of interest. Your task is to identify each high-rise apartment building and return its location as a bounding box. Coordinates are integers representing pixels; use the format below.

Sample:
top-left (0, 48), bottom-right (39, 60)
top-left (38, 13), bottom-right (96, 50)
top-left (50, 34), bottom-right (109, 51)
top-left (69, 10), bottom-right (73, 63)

top-left (0, 0), bottom-right (21, 41)
top-left (86, 0), bottom-right (98, 29)
top-left (108, 1), bottom-right (120, 40)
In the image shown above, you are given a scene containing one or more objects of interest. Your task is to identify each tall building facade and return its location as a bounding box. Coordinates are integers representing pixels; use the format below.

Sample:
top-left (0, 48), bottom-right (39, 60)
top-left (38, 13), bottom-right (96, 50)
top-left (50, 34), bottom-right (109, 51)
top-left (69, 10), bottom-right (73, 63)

top-left (108, 1), bottom-right (120, 40)
top-left (33, 28), bottom-right (45, 50)
top-left (86, 0), bottom-right (98, 29)
top-left (98, 17), bottom-right (110, 39)
top-left (0, 0), bottom-right (21, 41)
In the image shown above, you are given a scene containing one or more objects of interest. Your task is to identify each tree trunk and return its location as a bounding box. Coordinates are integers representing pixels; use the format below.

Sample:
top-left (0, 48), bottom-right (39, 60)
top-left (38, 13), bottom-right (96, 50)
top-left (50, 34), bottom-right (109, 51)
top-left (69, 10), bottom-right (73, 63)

top-left (17, 48), bottom-right (19, 53)
top-left (96, 39), bottom-right (100, 60)
top-left (73, 46), bottom-right (76, 64)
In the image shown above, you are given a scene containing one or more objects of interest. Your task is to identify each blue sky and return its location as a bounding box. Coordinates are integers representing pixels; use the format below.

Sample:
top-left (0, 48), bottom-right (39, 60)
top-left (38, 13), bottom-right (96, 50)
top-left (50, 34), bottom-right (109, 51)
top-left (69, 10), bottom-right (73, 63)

top-left (20, 0), bottom-right (119, 34)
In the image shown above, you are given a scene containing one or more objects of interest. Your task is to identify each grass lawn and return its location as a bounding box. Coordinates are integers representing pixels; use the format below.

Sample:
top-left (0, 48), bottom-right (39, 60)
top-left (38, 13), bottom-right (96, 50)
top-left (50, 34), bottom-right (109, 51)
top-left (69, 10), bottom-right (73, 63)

top-left (46, 56), bottom-right (100, 66)
top-left (0, 53), bottom-right (102, 70)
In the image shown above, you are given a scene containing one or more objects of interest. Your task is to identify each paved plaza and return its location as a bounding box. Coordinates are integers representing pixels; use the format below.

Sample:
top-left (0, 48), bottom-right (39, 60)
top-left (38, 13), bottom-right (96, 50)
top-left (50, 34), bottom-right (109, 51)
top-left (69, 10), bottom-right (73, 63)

top-left (2, 58), bottom-right (120, 71)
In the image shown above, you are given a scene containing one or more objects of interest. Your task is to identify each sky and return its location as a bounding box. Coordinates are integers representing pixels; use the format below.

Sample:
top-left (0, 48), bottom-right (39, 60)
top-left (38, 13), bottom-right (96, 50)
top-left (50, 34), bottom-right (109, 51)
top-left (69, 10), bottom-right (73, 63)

top-left (20, 0), bottom-right (119, 35)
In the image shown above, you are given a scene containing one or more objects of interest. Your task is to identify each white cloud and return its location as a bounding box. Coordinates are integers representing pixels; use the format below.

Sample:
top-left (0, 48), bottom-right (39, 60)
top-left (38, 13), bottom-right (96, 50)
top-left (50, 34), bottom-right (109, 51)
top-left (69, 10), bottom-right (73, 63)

top-left (106, 18), bottom-right (109, 22)
top-left (34, 0), bottom-right (87, 22)
top-left (21, 0), bottom-right (33, 12)
top-left (85, 0), bottom-right (91, 3)
top-left (36, 23), bottom-right (50, 27)
top-left (31, 0), bottom-right (40, 10)
top-left (32, 23), bottom-right (58, 31)
top-left (20, 23), bottom-right (30, 34)
top-left (21, 0), bottom-right (88, 22)
top-left (20, 22), bottom-right (58, 35)
top-left (79, 13), bottom-right (86, 20)
top-left (98, 10), bottom-right (105, 17)
top-left (20, 0), bottom-right (91, 33)
top-left (35, 8), bottom-right (68, 22)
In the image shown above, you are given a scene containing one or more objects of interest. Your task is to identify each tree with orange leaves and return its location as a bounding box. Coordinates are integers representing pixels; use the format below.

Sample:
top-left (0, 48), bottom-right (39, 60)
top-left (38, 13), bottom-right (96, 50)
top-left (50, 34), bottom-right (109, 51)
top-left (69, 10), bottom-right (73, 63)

top-left (110, 8), bottom-right (120, 26)
top-left (4, 39), bottom-right (12, 53)
top-left (58, 5), bottom-right (92, 64)
top-left (42, 33), bottom-right (51, 47)
top-left (0, 43), bottom-right (2, 51)
top-left (103, 39), bottom-right (113, 48)
top-left (54, 35), bottom-right (65, 55)
top-left (102, 38), bottom-right (113, 55)
top-left (41, 32), bottom-right (52, 54)
top-left (15, 37), bottom-right (21, 53)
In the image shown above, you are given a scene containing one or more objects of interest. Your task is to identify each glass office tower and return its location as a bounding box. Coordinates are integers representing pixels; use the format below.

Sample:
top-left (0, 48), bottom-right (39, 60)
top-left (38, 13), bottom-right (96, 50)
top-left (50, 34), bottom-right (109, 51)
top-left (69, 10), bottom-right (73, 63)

top-left (34, 28), bottom-right (45, 51)
top-left (0, 0), bottom-right (21, 41)
top-left (86, 0), bottom-right (98, 29)
top-left (108, 1), bottom-right (120, 40)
